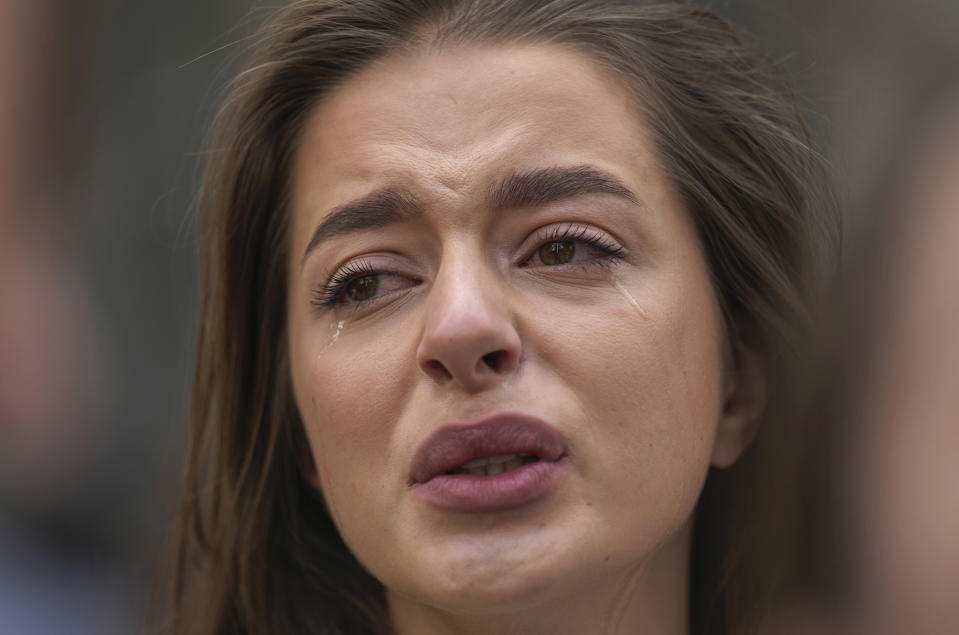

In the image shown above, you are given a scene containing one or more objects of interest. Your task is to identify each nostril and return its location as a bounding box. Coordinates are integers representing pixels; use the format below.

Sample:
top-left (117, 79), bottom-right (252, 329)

top-left (481, 351), bottom-right (504, 371)
top-left (424, 359), bottom-right (452, 382)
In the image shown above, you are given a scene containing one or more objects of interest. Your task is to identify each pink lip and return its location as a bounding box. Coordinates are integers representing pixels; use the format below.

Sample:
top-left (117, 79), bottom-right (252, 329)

top-left (409, 413), bottom-right (569, 512)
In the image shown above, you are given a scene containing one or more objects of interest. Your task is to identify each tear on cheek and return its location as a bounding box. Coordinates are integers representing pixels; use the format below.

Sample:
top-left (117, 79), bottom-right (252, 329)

top-left (327, 319), bottom-right (346, 348)
top-left (607, 271), bottom-right (649, 319)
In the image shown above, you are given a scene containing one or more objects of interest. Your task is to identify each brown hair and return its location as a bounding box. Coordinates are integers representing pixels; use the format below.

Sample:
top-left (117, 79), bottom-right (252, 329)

top-left (160, 1), bottom-right (837, 633)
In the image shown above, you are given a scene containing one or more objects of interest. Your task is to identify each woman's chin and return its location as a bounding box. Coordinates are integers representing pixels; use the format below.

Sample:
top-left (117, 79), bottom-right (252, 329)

top-left (383, 527), bottom-right (610, 615)
top-left (388, 561), bottom-right (576, 616)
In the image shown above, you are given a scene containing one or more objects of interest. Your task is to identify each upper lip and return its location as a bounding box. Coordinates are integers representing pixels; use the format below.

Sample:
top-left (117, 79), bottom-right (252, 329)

top-left (409, 412), bottom-right (568, 484)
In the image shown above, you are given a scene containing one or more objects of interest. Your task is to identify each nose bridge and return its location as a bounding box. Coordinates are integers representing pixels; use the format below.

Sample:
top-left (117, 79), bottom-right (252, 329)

top-left (416, 248), bottom-right (521, 391)
top-left (430, 249), bottom-right (500, 326)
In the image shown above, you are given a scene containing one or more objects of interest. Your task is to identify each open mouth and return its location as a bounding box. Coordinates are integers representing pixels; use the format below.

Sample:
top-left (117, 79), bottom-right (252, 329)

top-left (409, 413), bottom-right (568, 511)
top-left (445, 453), bottom-right (541, 477)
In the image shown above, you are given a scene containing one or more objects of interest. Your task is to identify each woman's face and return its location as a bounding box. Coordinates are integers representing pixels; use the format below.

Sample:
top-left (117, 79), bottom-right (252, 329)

top-left (287, 44), bottom-right (760, 617)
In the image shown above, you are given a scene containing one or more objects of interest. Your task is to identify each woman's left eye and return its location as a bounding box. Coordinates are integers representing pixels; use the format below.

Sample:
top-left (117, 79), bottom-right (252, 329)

top-left (523, 226), bottom-right (625, 269)
top-left (538, 240), bottom-right (577, 265)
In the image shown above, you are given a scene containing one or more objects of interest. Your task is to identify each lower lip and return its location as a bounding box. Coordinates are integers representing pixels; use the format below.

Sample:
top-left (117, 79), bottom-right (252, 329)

top-left (411, 459), bottom-right (568, 512)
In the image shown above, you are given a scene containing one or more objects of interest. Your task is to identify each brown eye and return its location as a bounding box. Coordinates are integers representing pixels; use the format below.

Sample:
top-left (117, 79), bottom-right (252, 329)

top-left (346, 275), bottom-right (379, 301)
top-left (539, 240), bottom-right (576, 265)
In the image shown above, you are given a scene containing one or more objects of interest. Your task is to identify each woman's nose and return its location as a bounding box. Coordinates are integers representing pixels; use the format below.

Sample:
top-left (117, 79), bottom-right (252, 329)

top-left (415, 265), bottom-right (521, 393)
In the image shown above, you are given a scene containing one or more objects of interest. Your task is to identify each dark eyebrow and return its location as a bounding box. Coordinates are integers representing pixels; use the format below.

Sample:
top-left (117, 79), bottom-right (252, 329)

top-left (488, 165), bottom-right (641, 211)
top-left (301, 166), bottom-right (639, 268)
top-left (301, 188), bottom-right (419, 266)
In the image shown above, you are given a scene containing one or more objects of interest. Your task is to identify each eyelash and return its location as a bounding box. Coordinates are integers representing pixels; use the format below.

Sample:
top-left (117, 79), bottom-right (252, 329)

top-left (525, 224), bottom-right (625, 266)
top-left (311, 260), bottom-right (380, 311)
top-left (310, 224), bottom-right (625, 311)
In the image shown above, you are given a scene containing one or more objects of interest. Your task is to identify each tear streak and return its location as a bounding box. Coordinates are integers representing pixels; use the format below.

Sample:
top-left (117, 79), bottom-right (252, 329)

top-left (328, 320), bottom-right (345, 347)
top-left (610, 276), bottom-right (648, 319)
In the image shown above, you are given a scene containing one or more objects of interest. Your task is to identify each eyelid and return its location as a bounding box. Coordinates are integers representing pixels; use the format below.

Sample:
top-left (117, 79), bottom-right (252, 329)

top-left (312, 255), bottom-right (420, 312)
top-left (310, 223), bottom-right (626, 312)
top-left (319, 251), bottom-right (421, 290)
top-left (519, 222), bottom-right (626, 265)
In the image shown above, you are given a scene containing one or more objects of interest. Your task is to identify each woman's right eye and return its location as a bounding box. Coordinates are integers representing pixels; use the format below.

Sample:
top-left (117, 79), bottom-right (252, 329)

top-left (312, 267), bottom-right (417, 311)
top-left (343, 274), bottom-right (379, 302)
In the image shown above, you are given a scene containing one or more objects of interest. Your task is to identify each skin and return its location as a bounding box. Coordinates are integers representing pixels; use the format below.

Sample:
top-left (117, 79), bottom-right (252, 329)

top-left (287, 44), bottom-right (764, 635)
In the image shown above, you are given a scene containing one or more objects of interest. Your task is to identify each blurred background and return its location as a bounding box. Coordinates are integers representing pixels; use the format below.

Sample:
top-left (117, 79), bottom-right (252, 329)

top-left (0, 1), bottom-right (956, 633)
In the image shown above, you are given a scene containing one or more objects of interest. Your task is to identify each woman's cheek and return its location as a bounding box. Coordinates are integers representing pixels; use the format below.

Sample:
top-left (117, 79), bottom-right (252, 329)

top-left (571, 270), bottom-right (721, 498)
top-left (302, 324), bottom-right (415, 503)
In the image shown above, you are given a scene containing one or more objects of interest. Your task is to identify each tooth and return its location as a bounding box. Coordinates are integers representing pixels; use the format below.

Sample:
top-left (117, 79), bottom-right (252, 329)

top-left (461, 454), bottom-right (517, 469)
top-left (453, 454), bottom-right (540, 476)
top-left (504, 457), bottom-right (523, 472)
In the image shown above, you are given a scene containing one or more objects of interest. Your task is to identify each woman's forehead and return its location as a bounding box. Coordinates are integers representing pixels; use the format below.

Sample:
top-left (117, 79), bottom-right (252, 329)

top-left (306, 43), bottom-right (637, 152)
top-left (290, 43), bottom-right (666, 242)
